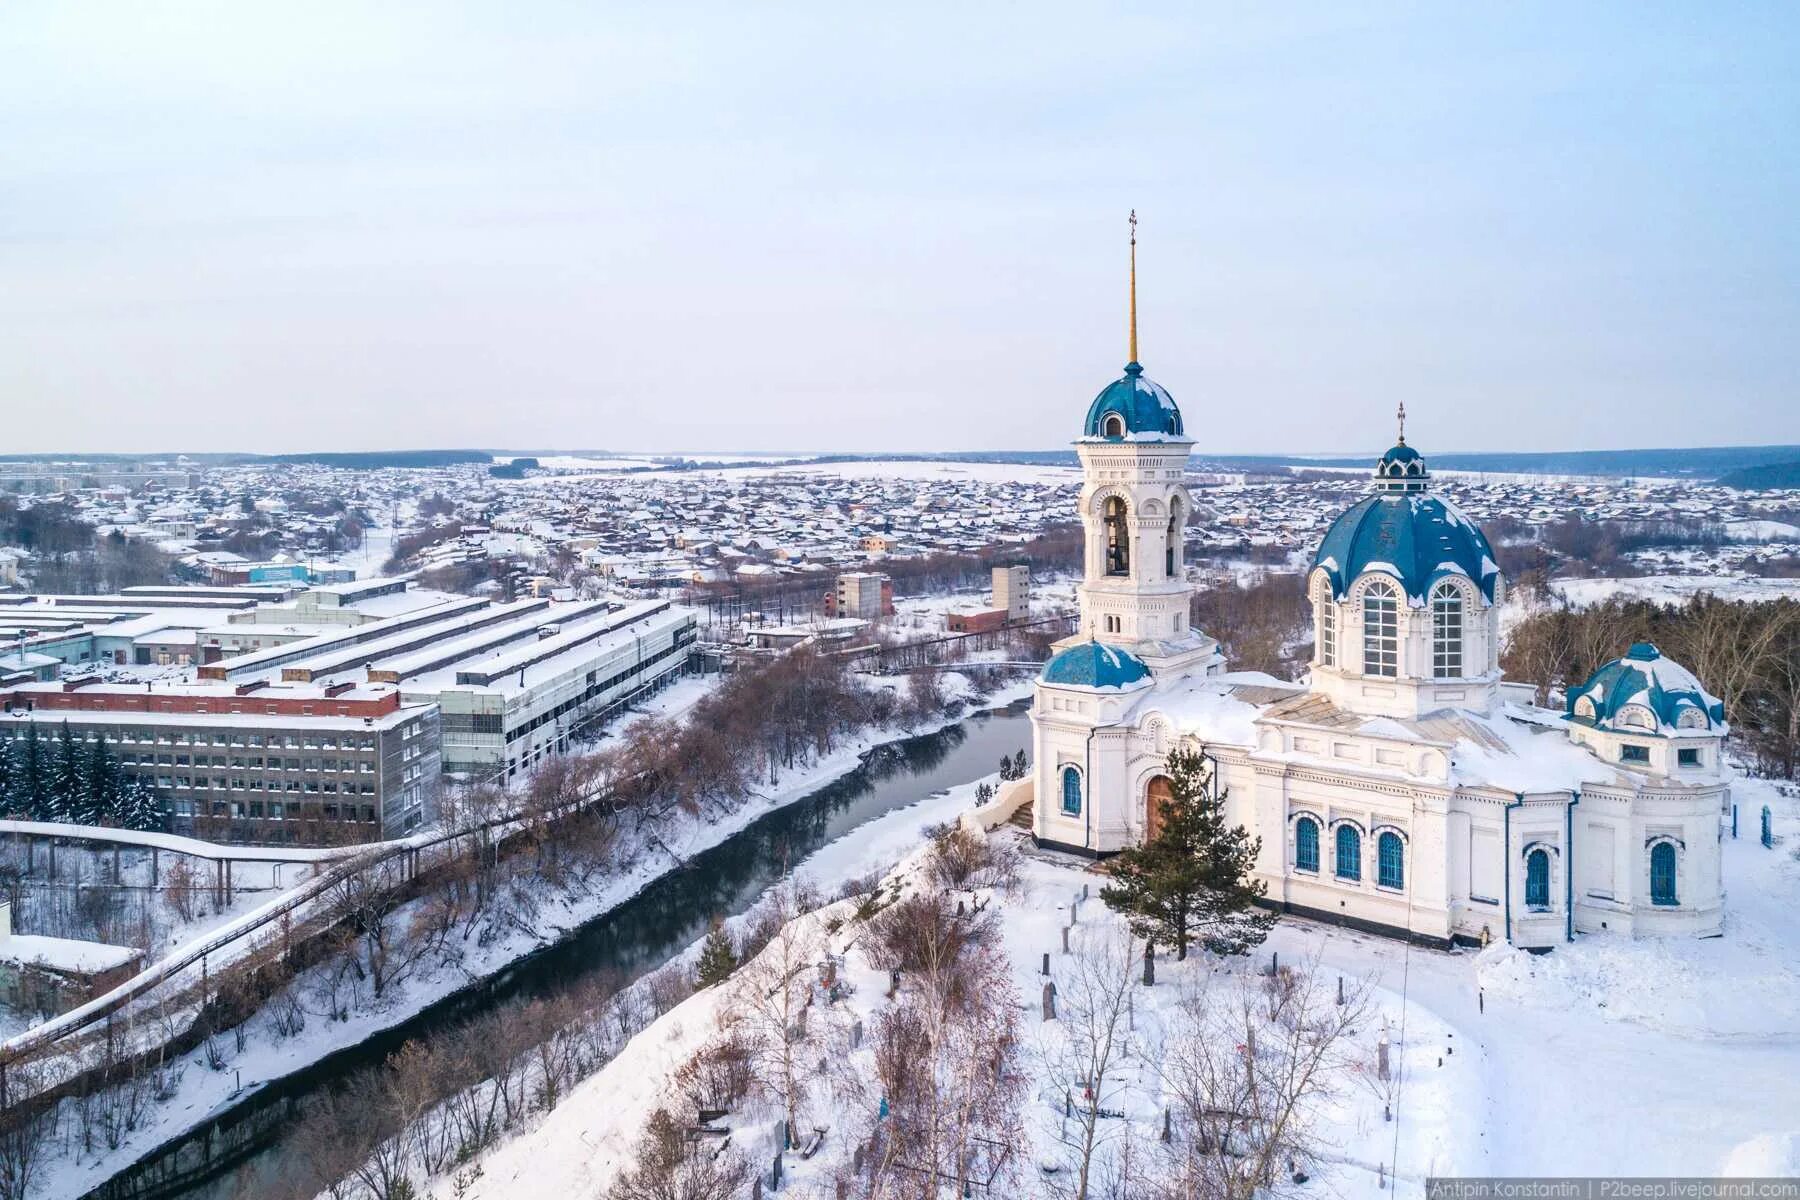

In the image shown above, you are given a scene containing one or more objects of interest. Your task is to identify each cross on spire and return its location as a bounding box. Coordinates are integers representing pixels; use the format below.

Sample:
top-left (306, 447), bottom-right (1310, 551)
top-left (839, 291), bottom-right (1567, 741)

top-left (1128, 210), bottom-right (1139, 365)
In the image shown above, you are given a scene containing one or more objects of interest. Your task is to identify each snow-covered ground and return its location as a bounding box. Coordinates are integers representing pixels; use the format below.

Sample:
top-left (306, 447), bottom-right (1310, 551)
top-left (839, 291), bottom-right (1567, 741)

top-left (1553, 574), bottom-right (1800, 608)
top-left (34, 680), bottom-right (1035, 1200)
top-left (442, 773), bottom-right (1800, 1195)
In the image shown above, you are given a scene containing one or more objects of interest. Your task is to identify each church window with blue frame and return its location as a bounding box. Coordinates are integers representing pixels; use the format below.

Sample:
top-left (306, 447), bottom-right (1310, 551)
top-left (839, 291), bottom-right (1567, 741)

top-left (1525, 848), bottom-right (1550, 910)
top-left (1362, 582), bottom-right (1398, 677)
top-left (1335, 824), bottom-right (1361, 880)
top-left (1377, 831), bottom-right (1404, 889)
top-left (1061, 766), bottom-right (1082, 816)
top-left (1650, 842), bottom-right (1677, 905)
top-left (1295, 817), bottom-right (1319, 873)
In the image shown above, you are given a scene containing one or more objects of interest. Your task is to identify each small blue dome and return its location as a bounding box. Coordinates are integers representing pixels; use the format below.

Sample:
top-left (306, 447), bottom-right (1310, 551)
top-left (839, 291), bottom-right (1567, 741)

top-left (1373, 441), bottom-right (1429, 490)
top-left (1312, 493), bottom-right (1499, 604)
top-left (1567, 643), bottom-right (1726, 734)
top-left (1082, 362), bottom-right (1184, 440)
top-left (1041, 640), bottom-right (1152, 689)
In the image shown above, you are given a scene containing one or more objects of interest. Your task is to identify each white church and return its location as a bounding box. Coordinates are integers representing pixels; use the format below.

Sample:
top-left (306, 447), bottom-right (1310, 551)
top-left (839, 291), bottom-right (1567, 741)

top-left (1028, 226), bottom-right (1729, 950)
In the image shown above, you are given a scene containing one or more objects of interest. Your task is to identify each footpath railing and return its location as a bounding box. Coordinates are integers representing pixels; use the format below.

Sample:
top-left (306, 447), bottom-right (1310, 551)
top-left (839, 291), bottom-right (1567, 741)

top-left (0, 786), bottom-right (617, 1104)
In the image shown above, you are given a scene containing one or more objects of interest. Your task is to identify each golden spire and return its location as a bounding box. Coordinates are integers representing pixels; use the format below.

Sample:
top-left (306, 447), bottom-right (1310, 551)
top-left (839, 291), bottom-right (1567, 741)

top-left (1128, 209), bottom-right (1139, 364)
top-left (1397, 400), bottom-right (1407, 445)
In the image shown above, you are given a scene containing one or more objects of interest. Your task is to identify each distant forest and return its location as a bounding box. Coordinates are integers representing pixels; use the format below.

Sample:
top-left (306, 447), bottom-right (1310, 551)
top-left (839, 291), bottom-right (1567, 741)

top-left (1715, 461), bottom-right (1800, 490)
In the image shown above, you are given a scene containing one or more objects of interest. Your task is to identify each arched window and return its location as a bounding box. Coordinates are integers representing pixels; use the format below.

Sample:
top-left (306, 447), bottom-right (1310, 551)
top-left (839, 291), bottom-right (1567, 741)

top-left (1362, 581), bottom-right (1398, 677)
top-left (1061, 767), bottom-right (1082, 816)
top-left (1103, 413), bottom-right (1125, 438)
top-left (1318, 586), bottom-right (1337, 668)
top-left (1165, 505), bottom-right (1180, 578)
top-left (1525, 848), bottom-right (1550, 910)
top-left (1103, 497), bottom-right (1130, 577)
top-left (1431, 582), bottom-right (1462, 679)
top-left (1335, 825), bottom-right (1361, 880)
top-left (1378, 831), bottom-right (1404, 889)
top-left (1617, 705), bottom-right (1655, 731)
top-left (1650, 842), bottom-right (1677, 905)
top-left (1295, 816), bottom-right (1319, 873)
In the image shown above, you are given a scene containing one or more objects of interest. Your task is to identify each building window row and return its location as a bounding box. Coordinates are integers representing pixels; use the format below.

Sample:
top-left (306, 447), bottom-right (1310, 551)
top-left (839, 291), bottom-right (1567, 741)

top-left (1294, 818), bottom-right (1404, 891)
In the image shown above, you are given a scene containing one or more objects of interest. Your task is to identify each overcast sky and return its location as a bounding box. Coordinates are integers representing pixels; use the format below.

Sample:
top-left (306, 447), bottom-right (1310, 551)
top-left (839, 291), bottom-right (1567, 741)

top-left (4, 2), bottom-right (1798, 457)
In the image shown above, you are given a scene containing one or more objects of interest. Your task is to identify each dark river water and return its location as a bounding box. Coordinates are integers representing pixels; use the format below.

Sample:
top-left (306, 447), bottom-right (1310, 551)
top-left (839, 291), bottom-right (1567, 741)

top-left (88, 698), bottom-right (1033, 1200)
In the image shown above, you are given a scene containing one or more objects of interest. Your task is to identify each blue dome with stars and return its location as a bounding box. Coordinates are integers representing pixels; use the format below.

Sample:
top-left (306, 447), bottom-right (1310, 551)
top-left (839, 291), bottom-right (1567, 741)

top-left (1082, 362), bottom-right (1185, 440)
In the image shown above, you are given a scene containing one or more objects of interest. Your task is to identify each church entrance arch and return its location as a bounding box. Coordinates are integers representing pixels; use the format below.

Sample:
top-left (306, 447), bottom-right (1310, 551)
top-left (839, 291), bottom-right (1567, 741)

top-left (1145, 774), bottom-right (1174, 842)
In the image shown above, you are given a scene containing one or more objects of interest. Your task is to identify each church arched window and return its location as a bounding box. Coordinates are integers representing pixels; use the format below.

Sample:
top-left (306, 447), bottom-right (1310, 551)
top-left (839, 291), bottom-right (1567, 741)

top-left (1061, 766), bottom-right (1082, 816)
top-left (1378, 831), bottom-right (1404, 889)
top-left (1294, 816), bottom-right (1319, 873)
top-left (1650, 841), bottom-right (1678, 906)
top-left (1102, 413), bottom-right (1125, 438)
top-left (1525, 848), bottom-right (1551, 910)
top-left (1165, 501), bottom-right (1181, 578)
top-left (1318, 581), bottom-right (1337, 668)
top-left (1103, 497), bottom-right (1130, 577)
top-left (1431, 582), bottom-right (1463, 679)
top-left (1335, 824), bottom-right (1361, 880)
top-left (1362, 581), bottom-right (1398, 677)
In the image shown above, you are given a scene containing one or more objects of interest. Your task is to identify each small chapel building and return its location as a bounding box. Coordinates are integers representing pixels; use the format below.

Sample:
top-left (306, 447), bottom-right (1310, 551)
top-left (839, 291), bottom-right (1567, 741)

top-left (1029, 222), bottom-right (1728, 949)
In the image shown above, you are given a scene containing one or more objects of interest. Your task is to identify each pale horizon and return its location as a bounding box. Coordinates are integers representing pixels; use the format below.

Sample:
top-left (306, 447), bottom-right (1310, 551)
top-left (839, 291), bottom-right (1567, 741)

top-left (4, 3), bottom-right (1798, 456)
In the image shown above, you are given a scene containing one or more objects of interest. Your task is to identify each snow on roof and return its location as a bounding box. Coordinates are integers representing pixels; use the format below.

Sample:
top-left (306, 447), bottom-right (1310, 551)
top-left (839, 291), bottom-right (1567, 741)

top-left (1450, 709), bottom-right (1631, 794)
top-left (1, 933), bottom-right (140, 975)
top-left (1127, 671), bottom-right (1302, 748)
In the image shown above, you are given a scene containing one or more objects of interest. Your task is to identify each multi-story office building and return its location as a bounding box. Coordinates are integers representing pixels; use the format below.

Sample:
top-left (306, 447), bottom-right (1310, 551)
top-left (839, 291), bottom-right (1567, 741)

top-left (0, 682), bottom-right (439, 843)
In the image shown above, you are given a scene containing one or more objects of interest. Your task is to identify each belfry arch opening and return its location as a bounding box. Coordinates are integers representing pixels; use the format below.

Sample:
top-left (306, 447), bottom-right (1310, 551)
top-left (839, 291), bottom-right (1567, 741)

top-left (1103, 496), bottom-right (1130, 576)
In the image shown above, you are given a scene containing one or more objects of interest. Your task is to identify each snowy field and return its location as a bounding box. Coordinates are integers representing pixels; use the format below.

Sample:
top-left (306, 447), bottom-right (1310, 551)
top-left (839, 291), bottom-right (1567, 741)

top-left (442, 773), bottom-right (1800, 1195)
top-left (1553, 575), bottom-right (1800, 608)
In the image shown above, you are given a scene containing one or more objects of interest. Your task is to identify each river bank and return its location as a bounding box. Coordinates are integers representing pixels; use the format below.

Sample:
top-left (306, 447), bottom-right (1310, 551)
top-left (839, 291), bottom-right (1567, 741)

top-left (54, 681), bottom-right (1036, 1200)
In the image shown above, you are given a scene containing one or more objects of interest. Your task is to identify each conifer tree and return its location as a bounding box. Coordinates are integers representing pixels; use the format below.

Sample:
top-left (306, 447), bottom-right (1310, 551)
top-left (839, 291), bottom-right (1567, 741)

top-left (83, 733), bottom-right (122, 825)
top-left (1011, 749), bottom-right (1027, 779)
top-left (115, 778), bottom-right (162, 832)
top-left (0, 736), bottom-right (17, 816)
top-left (695, 919), bottom-right (738, 988)
top-left (47, 722), bottom-right (83, 825)
top-left (1099, 746), bottom-right (1275, 960)
top-left (19, 724), bottom-right (49, 821)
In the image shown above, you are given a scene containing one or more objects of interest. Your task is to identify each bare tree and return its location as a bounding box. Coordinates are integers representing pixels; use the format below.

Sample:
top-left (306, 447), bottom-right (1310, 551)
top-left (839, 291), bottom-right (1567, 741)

top-left (731, 880), bottom-right (822, 1142)
top-left (1151, 956), bottom-right (1374, 1200)
top-left (1040, 927), bottom-right (1140, 1200)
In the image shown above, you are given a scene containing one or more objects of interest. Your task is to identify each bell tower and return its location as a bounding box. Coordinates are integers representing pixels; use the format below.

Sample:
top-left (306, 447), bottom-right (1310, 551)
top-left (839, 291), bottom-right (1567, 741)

top-left (1061, 212), bottom-right (1222, 679)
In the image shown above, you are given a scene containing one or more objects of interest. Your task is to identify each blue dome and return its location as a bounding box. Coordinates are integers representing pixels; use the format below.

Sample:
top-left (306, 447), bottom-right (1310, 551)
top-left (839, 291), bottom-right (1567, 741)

top-left (1082, 362), bottom-right (1184, 440)
top-left (1567, 643), bottom-right (1726, 735)
top-left (1312, 493), bottom-right (1499, 604)
top-left (1041, 640), bottom-right (1152, 689)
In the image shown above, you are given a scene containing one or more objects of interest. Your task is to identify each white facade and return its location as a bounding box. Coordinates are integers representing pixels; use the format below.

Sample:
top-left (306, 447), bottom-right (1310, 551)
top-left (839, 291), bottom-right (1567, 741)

top-left (1031, 389), bottom-right (1728, 949)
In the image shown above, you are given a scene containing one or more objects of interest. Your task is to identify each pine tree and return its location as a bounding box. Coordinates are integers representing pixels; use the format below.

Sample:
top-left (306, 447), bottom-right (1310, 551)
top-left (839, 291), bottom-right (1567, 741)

top-left (1011, 749), bottom-right (1028, 779)
top-left (0, 736), bottom-right (17, 817)
top-left (115, 778), bottom-right (162, 832)
top-left (20, 724), bottom-right (49, 821)
top-left (84, 733), bottom-right (122, 825)
top-left (695, 920), bottom-right (738, 988)
top-left (1099, 746), bottom-right (1276, 960)
top-left (47, 722), bottom-right (83, 825)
